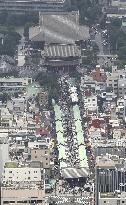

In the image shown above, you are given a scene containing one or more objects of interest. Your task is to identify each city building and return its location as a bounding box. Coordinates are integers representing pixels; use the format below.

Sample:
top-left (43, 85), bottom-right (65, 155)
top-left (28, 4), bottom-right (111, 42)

top-left (37, 91), bottom-right (48, 108)
top-left (0, 133), bottom-right (9, 181)
top-left (95, 154), bottom-right (126, 205)
top-left (118, 79), bottom-right (126, 98)
top-left (90, 65), bottom-right (106, 82)
top-left (30, 147), bottom-right (50, 169)
top-left (0, 77), bottom-right (32, 94)
top-left (106, 66), bottom-right (126, 96)
top-left (84, 96), bottom-right (98, 112)
top-left (0, 0), bottom-right (70, 13)
top-left (3, 166), bottom-right (42, 183)
top-left (1, 161), bottom-right (45, 205)
top-left (1, 188), bottom-right (45, 205)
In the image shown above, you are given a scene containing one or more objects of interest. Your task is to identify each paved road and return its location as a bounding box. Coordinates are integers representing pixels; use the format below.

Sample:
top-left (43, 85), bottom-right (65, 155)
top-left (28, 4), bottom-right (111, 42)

top-left (95, 32), bottom-right (104, 56)
top-left (95, 31), bottom-right (116, 67)
top-left (17, 37), bottom-right (26, 67)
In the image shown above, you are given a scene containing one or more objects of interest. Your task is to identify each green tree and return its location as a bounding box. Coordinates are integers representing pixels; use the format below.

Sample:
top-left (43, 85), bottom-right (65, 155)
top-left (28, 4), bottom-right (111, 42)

top-left (72, 0), bottom-right (102, 25)
top-left (0, 11), bottom-right (39, 26)
top-left (36, 72), bottom-right (59, 106)
top-left (0, 26), bottom-right (21, 56)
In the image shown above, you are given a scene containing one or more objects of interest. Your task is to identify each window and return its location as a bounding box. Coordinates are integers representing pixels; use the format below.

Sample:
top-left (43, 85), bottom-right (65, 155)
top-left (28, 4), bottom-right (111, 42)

top-left (28, 177), bottom-right (30, 180)
top-left (104, 201), bottom-right (106, 204)
top-left (46, 163), bottom-right (48, 165)
top-left (35, 156), bottom-right (37, 158)
top-left (117, 200), bottom-right (120, 205)
top-left (46, 158), bottom-right (48, 160)
top-left (45, 151), bottom-right (47, 154)
top-left (9, 171), bottom-right (12, 173)
top-left (35, 150), bottom-right (36, 153)
top-left (122, 201), bottom-right (125, 204)
top-left (92, 99), bottom-right (95, 101)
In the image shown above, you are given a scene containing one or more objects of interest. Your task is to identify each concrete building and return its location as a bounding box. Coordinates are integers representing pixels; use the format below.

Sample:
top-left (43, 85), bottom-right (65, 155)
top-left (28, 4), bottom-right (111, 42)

top-left (1, 188), bottom-right (45, 205)
top-left (111, 0), bottom-right (126, 7)
top-left (80, 76), bottom-right (96, 94)
top-left (107, 66), bottom-right (126, 96)
top-left (31, 148), bottom-right (50, 169)
top-left (0, 107), bottom-right (13, 128)
top-left (95, 154), bottom-right (126, 205)
top-left (99, 192), bottom-right (126, 205)
top-left (116, 98), bottom-right (125, 120)
top-left (7, 97), bottom-right (26, 113)
top-left (37, 91), bottom-right (48, 108)
top-left (1, 161), bottom-right (45, 204)
top-left (3, 166), bottom-right (42, 183)
top-left (0, 77), bottom-right (32, 94)
top-left (90, 65), bottom-right (106, 82)
top-left (0, 133), bottom-right (9, 181)
top-left (118, 79), bottom-right (126, 98)
top-left (0, 0), bottom-right (70, 13)
top-left (84, 96), bottom-right (97, 112)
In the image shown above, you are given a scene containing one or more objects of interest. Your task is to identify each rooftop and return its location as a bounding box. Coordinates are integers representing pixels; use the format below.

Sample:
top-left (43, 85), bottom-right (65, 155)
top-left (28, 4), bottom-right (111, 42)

top-left (30, 12), bottom-right (89, 44)
top-left (45, 44), bottom-right (80, 58)
top-left (100, 192), bottom-right (126, 199)
top-left (5, 162), bottom-right (18, 168)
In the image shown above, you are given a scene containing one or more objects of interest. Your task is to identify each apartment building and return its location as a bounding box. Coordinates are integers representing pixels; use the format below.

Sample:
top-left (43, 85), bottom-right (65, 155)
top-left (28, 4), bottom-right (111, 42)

top-left (7, 97), bottom-right (26, 113)
top-left (2, 166), bottom-right (42, 183)
top-left (37, 91), bottom-right (48, 108)
top-left (111, 0), bottom-right (126, 7)
top-left (116, 98), bottom-right (125, 120)
top-left (1, 161), bottom-right (45, 204)
top-left (90, 65), bottom-right (106, 82)
top-left (1, 189), bottom-right (45, 205)
top-left (0, 77), bottom-right (32, 94)
top-left (31, 148), bottom-right (50, 169)
top-left (84, 96), bottom-right (97, 112)
top-left (95, 154), bottom-right (126, 205)
top-left (107, 66), bottom-right (126, 96)
top-left (0, 0), bottom-right (69, 13)
top-left (118, 79), bottom-right (126, 98)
